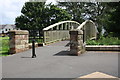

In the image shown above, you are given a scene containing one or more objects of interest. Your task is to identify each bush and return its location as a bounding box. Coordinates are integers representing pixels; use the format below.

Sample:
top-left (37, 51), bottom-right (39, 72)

top-left (86, 37), bottom-right (120, 45)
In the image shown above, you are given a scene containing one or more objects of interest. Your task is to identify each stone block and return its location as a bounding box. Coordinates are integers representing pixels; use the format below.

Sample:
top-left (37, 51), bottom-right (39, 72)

top-left (8, 30), bottom-right (29, 35)
top-left (69, 31), bottom-right (78, 35)
top-left (9, 30), bottom-right (29, 54)
top-left (69, 30), bottom-right (85, 56)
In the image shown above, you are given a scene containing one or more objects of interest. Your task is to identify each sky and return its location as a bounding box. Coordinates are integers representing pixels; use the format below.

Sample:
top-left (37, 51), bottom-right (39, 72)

top-left (1, 0), bottom-right (119, 25)
top-left (0, 0), bottom-right (56, 24)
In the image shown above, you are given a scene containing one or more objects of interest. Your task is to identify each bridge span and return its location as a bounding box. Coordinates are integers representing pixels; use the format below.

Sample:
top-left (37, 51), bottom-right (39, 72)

top-left (43, 20), bottom-right (97, 55)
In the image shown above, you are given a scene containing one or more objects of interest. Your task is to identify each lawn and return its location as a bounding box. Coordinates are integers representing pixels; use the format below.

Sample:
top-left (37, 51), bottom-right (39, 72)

top-left (0, 37), bottom-right (9, 56)
top-left (0, 36), bottom-right (43, 56)
top-left (86, 37), bottom-right (120, 45)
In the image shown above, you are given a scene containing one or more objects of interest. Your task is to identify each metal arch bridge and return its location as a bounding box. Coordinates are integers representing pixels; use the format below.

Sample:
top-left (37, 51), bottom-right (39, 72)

top-left (43, 20), bottom-right (97, 45)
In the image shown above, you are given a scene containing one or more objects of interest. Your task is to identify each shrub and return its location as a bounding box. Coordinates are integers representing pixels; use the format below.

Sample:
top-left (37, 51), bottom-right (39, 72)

top-left (86, 37), bottom-right (120, 45)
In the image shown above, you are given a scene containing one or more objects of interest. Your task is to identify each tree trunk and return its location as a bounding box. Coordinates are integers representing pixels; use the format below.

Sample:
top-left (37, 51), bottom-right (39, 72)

top-left (39, 30), bottom-right (41, 39)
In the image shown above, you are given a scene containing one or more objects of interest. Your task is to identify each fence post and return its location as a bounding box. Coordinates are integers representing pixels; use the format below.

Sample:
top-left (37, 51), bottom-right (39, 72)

top-left (69, 30), bottom-right (85, 56)
top-left (8, 30), bottom-right (29, 54)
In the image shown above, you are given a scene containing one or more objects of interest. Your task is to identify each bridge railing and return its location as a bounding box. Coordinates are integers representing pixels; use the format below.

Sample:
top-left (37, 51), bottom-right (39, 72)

top-left (77, 20), bottom-right (97, 42)
top-left (43, 21), bottom-right (80, 44)
top-left (43, 20), bottom-right (97, 56)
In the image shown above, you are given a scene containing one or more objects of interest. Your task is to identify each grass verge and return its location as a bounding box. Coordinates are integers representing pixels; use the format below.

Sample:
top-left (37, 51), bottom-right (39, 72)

top-left (86, 37), bottom-right (120, 45)
top-left (0, 37), bottom-right (9, 56)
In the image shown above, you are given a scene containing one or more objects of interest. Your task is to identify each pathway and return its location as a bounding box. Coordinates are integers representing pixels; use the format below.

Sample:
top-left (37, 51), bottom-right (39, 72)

top-left (2, 40), bottom-right (119, 78)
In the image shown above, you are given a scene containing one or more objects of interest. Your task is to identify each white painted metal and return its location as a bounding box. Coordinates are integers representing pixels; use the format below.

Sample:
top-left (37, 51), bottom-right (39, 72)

top-left (43, 20), bottom-right (97, 44)
top-left (43, 21), bottom-right (80, 31)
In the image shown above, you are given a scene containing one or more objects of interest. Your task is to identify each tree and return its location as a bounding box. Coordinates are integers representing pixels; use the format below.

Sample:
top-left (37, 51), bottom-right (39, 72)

top-left (57, 1), bottom-right (120, 37)
top-left (15, 2), bottom-right (47, 37)
top-left (46, 4), bottom-right (71, 25)
top-left (104, 2), bottom-right (120, 37)
top-left (15, 2), bottom-right (71, 37)
top-left (57, 2), bottom-right (107, 34)
top-left (58, 2), bottom-right (85, 23)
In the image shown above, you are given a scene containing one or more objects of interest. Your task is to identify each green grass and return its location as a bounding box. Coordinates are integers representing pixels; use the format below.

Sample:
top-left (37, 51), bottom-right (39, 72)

top-left (0, 37), bottom-right (9, 56)
top-left (86, 37), bottom-right (120, 45)
top-left (0, 36), bottom-right (43, 57)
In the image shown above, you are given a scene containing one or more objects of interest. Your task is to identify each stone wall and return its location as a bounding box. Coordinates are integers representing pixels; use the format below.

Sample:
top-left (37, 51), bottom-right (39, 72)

top-left (9, 30), bottom-right (29, 54)
top-left (69, 30), bottom-right (85, 56)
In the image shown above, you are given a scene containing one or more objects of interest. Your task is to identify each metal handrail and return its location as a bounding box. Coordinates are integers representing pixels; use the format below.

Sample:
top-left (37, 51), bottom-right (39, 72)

top-left (43, 20), bottom-right (97, 44)
top-left (43, 20), bottom-right (80, 31)
top-left (77, 20), bottom-right (96, 30)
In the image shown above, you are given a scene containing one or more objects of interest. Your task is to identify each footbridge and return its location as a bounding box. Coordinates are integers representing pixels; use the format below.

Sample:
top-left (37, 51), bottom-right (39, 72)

top-left (43, 20), bottom-right (97, 55)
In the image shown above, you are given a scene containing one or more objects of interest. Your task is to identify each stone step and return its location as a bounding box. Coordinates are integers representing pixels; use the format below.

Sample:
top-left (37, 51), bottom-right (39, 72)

top-left (86, 45), bottom-right (120, 51)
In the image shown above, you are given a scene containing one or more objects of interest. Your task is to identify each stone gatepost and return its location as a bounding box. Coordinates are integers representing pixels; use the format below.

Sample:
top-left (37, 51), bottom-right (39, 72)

top-left (9, 30), bottom-right (29, 54)
top-left (69, 30), bottom-right (85, 56)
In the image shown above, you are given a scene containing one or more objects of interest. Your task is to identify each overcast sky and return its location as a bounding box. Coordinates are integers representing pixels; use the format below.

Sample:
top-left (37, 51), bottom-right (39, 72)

top-left (0, 0), bottom-right (56, 24)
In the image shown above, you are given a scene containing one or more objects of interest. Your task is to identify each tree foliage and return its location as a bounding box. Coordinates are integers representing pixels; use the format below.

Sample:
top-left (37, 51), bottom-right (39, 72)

top-left (15, 2), bottom-right (71, 35)
top-left (46, 4), bottom-right (71, 25)
top-left (16, 2), bottom-right (46, 30)
top-left (58, 2), bottom-right (107, 33)
top-left (58, 2), bottom-right (85, 23)
top-left (58, 2), bottom-right (120, 37)
top-left (104, 2), bottom-right (120, 37)
top-left (15, 2), bottom-right (120, 37)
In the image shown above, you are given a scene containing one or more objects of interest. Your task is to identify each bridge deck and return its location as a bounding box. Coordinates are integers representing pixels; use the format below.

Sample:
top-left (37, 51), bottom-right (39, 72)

top-left (2, 40), bottom-right (119, 78)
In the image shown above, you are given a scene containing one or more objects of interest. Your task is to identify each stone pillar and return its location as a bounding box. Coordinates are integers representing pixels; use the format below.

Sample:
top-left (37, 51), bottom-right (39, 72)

top-left (9, 30), bottom-right (29, 54)
top-left (69, 30), bottom-right (85, 56)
